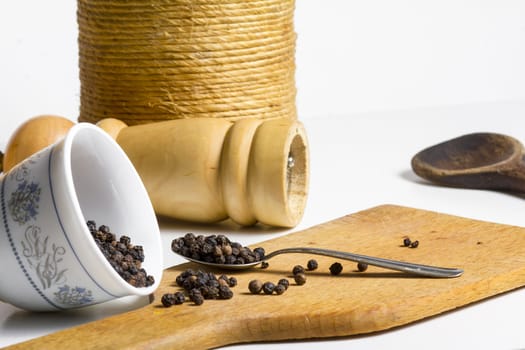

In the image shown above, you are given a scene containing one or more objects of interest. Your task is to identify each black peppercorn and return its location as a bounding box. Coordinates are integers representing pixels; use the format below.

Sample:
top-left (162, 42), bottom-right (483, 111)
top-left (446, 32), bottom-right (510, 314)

top-left (218, 274), bottom-right (229, 282)
top-left (207, 279), bottom-right (220, 289)
top-left (216, 234), bottom-right (229, 245)
top-left (218, 285), bottom-right (234, 299)
top-left (87, 220), bottom-right (97, 232)
top-left (248, 279), bottom-right (263, 294)
top-left (329, 262), bottom-right (343, 275)
top-left (201, 243), bottom-right (213, 255)
top-left (228, 277), bottom-right (237, 287)
top-left (200, 285), bottom-right (219, 299)
top-left (410, 240), bottom-right (419, 248)
top-left (218, 278), bottom-right (229, 288)
top-left (306, 259), bottom-right (318, 271)
top-left (213, 245), bottom-right (223, 257)
top-left (277, 278), bottom-right (290, 290)
top-left (253, 247), bottom-right (265, 259)
top-left (173, 291), bottom-right (186, 305)
top-left (225, 255), bottom-right (236, 264)
top-left (292, 265), bottom-right (305, 275)
top-left (403, 237), bottom-right (412, 247)
top-left (146, 275), bottom-right (155, 286)
top-left (120, 235), bottom-right (131, 246)
top-left (260, 261), bottom-right (269, 269)
top-left (274, 283), bottom-right (286, 295)
top-left (161, 293), bottom-right (177, 307)
top-left (189, 289), bottom-right (204, 305)
top-left (192, 294), bottom-right (204, 305)
top-left (262, 281), bottom-right (275, 294)
top-left (357, 262), bottom-right (368, 272)
top-left (129, 263), bottom-right (139, 274)
top-left (174, 274), bottom-right (185, 288)
top-left (294, 273), bottom-right (307, 285)
top-left (221, 244), bottom-right (233, 256)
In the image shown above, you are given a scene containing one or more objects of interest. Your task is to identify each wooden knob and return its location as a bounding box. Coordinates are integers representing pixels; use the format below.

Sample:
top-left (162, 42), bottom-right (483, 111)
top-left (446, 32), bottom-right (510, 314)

top-left (3, 115), bottom-right (74, 172)
top-left (96, 118), bottom-right (128, 140)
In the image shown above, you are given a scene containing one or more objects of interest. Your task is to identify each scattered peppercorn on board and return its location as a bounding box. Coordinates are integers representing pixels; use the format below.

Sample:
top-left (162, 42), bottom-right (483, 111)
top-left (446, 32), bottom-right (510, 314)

top-left (8, 204), bottom-right (525, 349)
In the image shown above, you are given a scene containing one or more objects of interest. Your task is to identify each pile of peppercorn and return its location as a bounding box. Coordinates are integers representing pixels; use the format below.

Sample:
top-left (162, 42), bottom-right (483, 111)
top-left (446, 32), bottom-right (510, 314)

top-left (171, 233), bottom-right (265, 265)
top-left (87, 220), bottom-right (155, 288)
top-left (162, 269), bottom-right (237, 306)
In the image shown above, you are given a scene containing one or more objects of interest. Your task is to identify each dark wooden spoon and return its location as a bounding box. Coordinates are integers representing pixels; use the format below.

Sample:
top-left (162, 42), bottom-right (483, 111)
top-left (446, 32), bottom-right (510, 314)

top-left (411, 132), bottom-right (525, 192)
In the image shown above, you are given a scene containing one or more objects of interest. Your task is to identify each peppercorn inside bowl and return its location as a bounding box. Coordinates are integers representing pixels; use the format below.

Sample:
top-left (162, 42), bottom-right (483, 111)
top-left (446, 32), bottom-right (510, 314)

top-left (0, 123), bottom-right (163, 311)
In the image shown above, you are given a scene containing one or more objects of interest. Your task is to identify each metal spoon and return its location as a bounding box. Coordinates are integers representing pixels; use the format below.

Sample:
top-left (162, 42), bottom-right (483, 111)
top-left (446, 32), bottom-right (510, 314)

top-left (175, 247), bottom-right (463, 278)
top-left (411, 132), bottom-right (525, 192)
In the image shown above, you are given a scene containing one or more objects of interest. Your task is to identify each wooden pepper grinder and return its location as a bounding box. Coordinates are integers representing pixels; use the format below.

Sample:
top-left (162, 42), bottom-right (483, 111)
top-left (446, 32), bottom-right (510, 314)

top-left (98, 117), bottom-right (309, 228)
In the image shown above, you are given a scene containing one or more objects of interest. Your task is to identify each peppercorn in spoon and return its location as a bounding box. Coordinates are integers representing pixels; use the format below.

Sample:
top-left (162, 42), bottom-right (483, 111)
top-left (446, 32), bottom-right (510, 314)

top-left (172, 234), bottom-right (463, 278)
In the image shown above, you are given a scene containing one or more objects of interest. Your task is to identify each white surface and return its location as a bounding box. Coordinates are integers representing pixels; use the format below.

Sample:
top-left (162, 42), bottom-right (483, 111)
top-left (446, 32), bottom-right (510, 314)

top-left (1, 1), bottom-right (525, 349)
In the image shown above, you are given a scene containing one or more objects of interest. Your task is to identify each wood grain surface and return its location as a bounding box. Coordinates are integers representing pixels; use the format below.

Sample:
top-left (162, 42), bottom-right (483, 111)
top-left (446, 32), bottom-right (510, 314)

top-left (8, 205), bottom-right (525, 349)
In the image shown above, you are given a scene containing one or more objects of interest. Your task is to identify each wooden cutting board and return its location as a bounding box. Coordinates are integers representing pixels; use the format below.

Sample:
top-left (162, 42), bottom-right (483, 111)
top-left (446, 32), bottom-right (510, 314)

top-left (8, 205), bottom-right (525, 349)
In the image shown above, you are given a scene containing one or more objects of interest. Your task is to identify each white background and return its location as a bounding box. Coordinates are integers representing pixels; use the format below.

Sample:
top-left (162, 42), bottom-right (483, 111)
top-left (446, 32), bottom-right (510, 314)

top-left (1, 1), bottom-right (525, 349)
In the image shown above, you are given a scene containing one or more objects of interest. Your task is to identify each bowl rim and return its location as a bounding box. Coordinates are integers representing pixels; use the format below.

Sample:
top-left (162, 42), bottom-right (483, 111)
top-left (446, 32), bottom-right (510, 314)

top-left (57, 123), bottom-right (162, 297)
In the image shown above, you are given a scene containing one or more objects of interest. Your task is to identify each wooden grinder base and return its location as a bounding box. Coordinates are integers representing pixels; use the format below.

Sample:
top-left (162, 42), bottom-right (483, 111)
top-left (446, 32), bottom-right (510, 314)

top-left (8, 205), bottom-right (525, 349)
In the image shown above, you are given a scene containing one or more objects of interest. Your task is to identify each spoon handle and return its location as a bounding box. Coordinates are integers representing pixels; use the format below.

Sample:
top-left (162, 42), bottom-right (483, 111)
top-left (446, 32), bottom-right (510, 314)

top-left (264, 247), bottom-right (463, 278)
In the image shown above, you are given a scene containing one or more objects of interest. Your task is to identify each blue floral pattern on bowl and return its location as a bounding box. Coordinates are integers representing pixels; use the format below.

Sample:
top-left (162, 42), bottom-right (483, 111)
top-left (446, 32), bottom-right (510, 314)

top-left (1, 152), bottom-right (94, 309)
top-left (7, 179), bottom-right (41, 225)
top-left (54, 285), bottom-right (93, 306)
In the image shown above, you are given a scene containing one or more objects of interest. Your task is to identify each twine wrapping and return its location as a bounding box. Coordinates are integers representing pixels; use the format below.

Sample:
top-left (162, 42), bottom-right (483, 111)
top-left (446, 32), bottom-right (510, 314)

top-left (77, 0), bottom-right (297, 125)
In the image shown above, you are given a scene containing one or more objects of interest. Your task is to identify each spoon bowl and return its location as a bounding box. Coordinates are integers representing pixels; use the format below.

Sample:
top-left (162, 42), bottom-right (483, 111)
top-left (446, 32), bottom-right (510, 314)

top-left (411, 132), bottom-right (525, 192)
top-left (175, 246), bottom-right (463, 278)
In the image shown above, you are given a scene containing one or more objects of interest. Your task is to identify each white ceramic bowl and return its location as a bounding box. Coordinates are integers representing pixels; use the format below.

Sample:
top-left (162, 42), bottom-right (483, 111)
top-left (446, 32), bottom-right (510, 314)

top-left (0, 123), bottom-right (163, 311)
